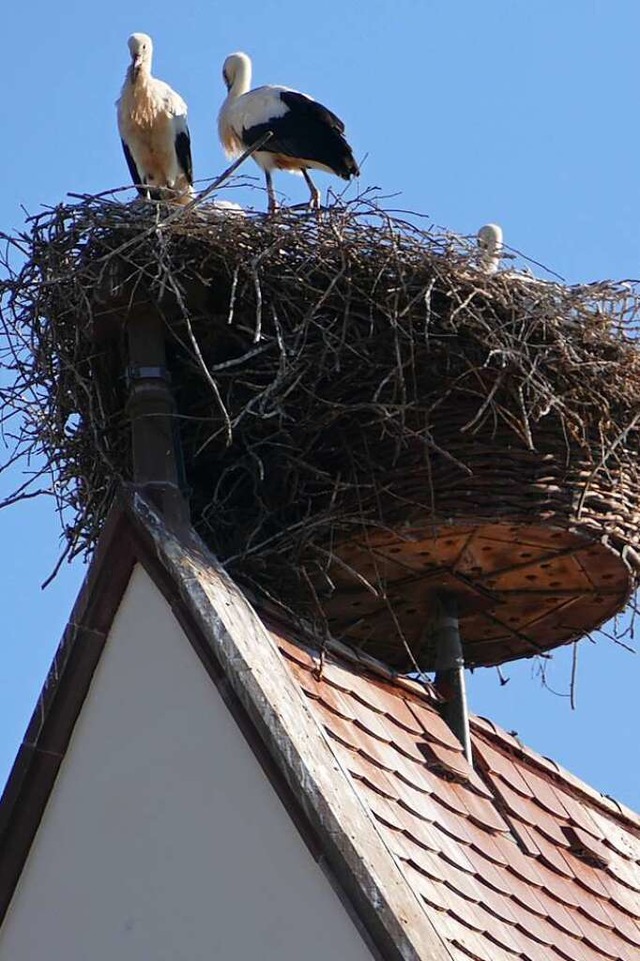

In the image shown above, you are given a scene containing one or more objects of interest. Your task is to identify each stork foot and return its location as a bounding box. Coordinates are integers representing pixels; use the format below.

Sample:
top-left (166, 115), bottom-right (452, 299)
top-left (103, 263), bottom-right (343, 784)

top-left (302, 169), bottom-right (321, 211)
top-left (308, 187), bottom-right (321, 210)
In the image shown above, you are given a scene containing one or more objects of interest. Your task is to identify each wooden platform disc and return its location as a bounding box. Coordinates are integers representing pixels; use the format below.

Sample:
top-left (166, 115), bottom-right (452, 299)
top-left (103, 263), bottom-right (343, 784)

top-left (316, 520), bottom-right (632, 671)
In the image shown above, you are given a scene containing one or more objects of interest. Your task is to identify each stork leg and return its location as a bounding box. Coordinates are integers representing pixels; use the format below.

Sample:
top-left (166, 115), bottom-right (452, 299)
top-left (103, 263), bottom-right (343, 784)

top-left (265, 170), bottom-right (278, 213)
top-left (302, 169), bottom-right (321, 209)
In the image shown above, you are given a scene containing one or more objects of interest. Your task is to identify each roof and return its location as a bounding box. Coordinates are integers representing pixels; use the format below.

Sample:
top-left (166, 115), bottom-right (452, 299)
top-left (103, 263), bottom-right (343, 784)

top-left (0, 492), bottom-right (638, 961)
top-left (274, 630), bottom-right (640, 961)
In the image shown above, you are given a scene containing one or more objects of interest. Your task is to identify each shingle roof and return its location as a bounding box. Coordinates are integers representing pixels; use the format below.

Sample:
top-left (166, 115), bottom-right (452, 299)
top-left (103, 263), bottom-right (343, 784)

top-left (275, 630), bottom-right (640, 961)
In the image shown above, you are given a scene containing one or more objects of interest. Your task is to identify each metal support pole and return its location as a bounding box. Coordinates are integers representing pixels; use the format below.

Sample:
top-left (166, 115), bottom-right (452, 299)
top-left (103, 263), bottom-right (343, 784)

top-left (125, 309), bottom-right (190, 527)
top-left (433, 592), bottom-right (473, 766)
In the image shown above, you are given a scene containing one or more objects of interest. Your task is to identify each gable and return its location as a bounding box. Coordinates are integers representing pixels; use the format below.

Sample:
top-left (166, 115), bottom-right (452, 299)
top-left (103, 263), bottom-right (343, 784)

top-left (0, 564), bottom-right (375, 961)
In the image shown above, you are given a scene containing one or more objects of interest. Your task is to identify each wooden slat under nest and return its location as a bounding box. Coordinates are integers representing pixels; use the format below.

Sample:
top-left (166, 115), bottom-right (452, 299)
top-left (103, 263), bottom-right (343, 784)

top-left (2, 191), bottom-right (640, 670)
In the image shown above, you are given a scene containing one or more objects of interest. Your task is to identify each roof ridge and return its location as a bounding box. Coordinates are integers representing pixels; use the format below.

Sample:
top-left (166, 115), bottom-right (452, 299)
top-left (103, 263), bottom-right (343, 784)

top-left (471, 715), bottom-right (640, 833)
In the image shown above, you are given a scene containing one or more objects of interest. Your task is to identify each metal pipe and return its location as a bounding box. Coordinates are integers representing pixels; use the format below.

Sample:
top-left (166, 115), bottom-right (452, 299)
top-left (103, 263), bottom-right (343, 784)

top-left (125, 309), bottom-right (190, 527)
top-left (433, 592), bottom-right (472, 766)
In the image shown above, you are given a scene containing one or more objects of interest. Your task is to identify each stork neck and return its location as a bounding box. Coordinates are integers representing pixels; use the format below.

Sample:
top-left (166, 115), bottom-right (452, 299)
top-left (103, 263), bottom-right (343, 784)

top-left (130, 61), bottom-right (152, 84)
top-left (481, 240), bottom-right (502, 274)
top-left (230, 61), bottom-right (251, 98)
top-left (485, 250), bottom-right (500, 273)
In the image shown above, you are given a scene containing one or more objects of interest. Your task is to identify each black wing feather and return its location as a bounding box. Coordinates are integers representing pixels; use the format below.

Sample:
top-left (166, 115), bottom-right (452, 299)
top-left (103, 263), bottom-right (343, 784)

top-left (121, 139), bottom-right (146, 196)
top-left (281, 91), bottom-right (346, 134)
top-left (243, 91), bottom-right (359, 179)
top-left (175, 129), bottom-right (193, 185)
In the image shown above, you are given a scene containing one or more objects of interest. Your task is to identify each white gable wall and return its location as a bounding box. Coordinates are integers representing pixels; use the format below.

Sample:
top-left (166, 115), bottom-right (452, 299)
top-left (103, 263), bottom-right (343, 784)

top-left (0, 565), bottom-right (374, 961)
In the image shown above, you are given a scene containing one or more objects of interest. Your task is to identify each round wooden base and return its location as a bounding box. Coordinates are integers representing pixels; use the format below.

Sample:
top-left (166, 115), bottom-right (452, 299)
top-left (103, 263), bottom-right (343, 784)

top-left (317, 521), bottom-right (632, 670)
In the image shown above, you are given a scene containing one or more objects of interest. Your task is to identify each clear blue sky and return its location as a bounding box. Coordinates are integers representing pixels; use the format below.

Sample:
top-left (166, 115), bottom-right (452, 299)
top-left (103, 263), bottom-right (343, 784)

top-left (0, 1), bottom-right (639, 808)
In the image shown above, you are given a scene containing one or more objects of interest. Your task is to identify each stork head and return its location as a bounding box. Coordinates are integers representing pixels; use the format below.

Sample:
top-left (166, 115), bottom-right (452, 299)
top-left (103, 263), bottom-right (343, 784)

top-left (128, 33), bottom-right (153, 73)
top-left (477, 223), bottom-right (503, 274)
top-left (222, 52), bottom-right (252, 95)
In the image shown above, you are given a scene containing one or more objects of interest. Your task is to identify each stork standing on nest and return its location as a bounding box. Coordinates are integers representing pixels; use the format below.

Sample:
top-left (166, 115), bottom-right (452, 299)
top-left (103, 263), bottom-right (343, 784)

top-left (218, 52), bottom-right (359, 212)
top-left (117, 33), bottom-right (193, 204)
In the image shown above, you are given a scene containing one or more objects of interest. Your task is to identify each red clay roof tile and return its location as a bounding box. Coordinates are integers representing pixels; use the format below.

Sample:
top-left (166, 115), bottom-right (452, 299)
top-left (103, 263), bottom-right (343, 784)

top-left (473, 737), bottom-right (534, 797)
top-left (470, 879), bottom-right (520, 926)
top-left (418, 823), bottom-right (478, 875)
top-left (540, 938), bottom-right (593, 961)
top-left (559, 791), bottom-right (606, 841)
top-left (364, 793), bottom-right (406, 834)
top-left (467, 825), bottom-right (514, 868)
top-left (407, 700), bottom-right (473, 752)
top-left (449, 782), bottom-right (511, 835)
top-left (350, 695), bottom-right (398, 743)
top-left (484, 775), bottom-right (570, 847)
top-left (356, 733), bottom-right (402, 774)
top-left (535, 886), bottom-right (584, 938)
top-left (379, 696), bottom-right (428, 735)
top-left (518, 766), bottom-right (571, 819)
top-left (321, 706), bottom-right (362, 750)
top-left (565, 854), bottom-right (612, 899)
top-left (502, 869), bottom-right (547, 917)
top-left (419, 738), bottom-right (475, 785)
top-left (401, 858), bottom-right (453, 913)
top-left (531, 831), bottom-right (575, 877)
top-left (311, 658), bottom-right (357, 693)
top-left (490, 834), bottom-right (545, 887)
top-left (562, 824), bottom-right (610, 868)
top-left (576, 915), bottom-right (631, 960)
top-left (604, 850), bottom-right (640, 892)
top-left (318, 684), bottom-right (360, 721)
top-left (599, 899), bottom-right (640, 947)
top-left (480, 921), bottom-right (523, 955)
top-left (591, 809), bottom-right (640, 861)
top-left (463, 844), bottom-right (516, 898)
top-left (575, 894), bottom-right (616, 931)
top-left (511, 911), bottom-right (559, 948)
top-left (332, 670), bottom-right (396, 713)
top-left (533, 858), bottom-right (582, 909)
top-left (442, 916), bottom-right (518, 961)
top-left (573, 940), bottom-right (622, 961)
top-left (328, 736), bottom-right (398, 797)
top-left (603, 870), bottom-right (640, 915)
top-left (275, 633), bottom-right (317, 667)
top-left (425, 776), bottom-right (474, 818)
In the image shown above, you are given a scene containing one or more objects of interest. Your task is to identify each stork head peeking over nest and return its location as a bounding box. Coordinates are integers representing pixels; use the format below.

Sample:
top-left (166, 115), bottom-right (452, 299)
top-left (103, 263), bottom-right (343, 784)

top-left (218, 51), bottom-right (359, 213)
top-left (477, 223), bottom-right (504, 274)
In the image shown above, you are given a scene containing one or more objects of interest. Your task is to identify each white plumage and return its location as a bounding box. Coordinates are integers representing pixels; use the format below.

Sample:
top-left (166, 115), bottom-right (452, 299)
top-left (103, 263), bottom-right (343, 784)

top-left (210, 199), bottom-right (246, 216)
top-left (477, 223), bottom-right (504, 274)
top-left (117, 33), bottom-right (193, 204)
top-left (218, 52), bottom-right (359, 212)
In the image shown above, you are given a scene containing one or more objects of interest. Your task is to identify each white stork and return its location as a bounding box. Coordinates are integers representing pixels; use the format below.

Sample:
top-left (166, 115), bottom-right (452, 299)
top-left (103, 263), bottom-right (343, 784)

top-left (218, 52), bottom-right (359, 212)
top-left (477, 223), bottom-right (503, 274)
top-left (477, 223), bottom-right (549, 285)
top-left (117, 33), bottom-right (193, 204)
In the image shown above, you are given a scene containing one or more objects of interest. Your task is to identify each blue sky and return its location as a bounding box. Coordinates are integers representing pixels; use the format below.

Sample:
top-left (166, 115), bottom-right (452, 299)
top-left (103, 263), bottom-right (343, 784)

top-left (0, 1), bottom-right (639, 808)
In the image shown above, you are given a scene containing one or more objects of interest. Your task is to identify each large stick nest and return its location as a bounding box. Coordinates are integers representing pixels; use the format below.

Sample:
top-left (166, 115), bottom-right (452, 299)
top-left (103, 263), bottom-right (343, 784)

top-left (2, 191), bottom-right (640, 669)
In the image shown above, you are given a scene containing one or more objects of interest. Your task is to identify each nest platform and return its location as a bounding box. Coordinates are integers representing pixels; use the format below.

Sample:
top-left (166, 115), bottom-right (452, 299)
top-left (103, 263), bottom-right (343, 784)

top-left (2, 192), bottom-right (640, 671)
